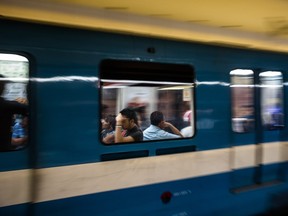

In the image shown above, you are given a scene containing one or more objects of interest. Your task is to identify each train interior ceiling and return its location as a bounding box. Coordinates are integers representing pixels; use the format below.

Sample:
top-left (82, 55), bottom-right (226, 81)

top-left (1, 0), bottom-right (288, 53)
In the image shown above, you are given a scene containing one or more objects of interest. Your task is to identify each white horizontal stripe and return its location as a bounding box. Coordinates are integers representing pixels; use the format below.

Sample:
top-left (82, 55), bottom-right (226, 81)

top-left (34, 148), bottom-right (230, 203)
top-left (1, 141), bottom-right (288, 207)
top-left (102, 79), bottom-right (193, 85)
top-left (0, 76), bottom-right (99, 83)
top-left (231, 145), bottom-right (257, 169)
top-left (263, 142), bottom-right (288, 163)
top-left (231, 142), bottom-right (288, 169)
top-left (195, 81), bottom-right (230, 86)
top-left (0, 169), bottom-right (32, 207)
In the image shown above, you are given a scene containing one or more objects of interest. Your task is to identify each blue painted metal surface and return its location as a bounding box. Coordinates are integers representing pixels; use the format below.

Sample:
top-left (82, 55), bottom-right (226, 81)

top-left (1, 19), bottom-right (288, 215)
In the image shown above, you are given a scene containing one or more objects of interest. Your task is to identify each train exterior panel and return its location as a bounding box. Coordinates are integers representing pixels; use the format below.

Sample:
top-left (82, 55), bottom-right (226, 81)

top-left (1, 19), bottom-right (288, 216)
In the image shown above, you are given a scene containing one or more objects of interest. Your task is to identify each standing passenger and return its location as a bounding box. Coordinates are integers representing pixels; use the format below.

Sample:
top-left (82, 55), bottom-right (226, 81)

top-left (143, 111), bottom-right (183, 141)
top-left (114, 108), bottom-right (143, 143)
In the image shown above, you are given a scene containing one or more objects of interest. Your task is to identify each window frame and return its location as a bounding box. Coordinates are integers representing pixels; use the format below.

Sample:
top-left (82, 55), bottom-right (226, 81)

top-left (99, 59), bottom-right (196, 145)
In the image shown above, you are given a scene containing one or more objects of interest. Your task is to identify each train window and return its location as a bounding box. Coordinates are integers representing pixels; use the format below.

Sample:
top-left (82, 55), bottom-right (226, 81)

top-left (230, 69), bottom-right (255, 133)
top-left (0, 53), bottom-right (29, 152)
top-left (100, 60), bottom-right (195, 144)
top-left (260, 71), bottom-right (284, 130)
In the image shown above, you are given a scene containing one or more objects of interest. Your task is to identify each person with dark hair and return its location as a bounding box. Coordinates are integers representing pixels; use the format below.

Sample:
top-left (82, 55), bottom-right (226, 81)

top-left (0, 74), bottom-right (28, 151)
top-left (143, 111), bottom-right (183, 141)
top-left (101, 114), bottom-right (116, 144)
top-left (114, 108), bottom-right (143, 143)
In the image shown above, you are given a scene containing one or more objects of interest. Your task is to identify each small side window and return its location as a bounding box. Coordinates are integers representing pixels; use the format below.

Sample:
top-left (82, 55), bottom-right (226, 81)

top-left (100, 60), bottom-right (195, 144)
top-left (230, 69), bottom-right (255, 133)
top-left (0, 54), bottom-right (29, 151)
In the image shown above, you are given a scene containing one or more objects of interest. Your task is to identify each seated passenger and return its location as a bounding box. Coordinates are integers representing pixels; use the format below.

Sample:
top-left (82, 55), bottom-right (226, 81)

top-left (114, 108), bottom-right (143, 143)
top-left (11, 115), bottom-right (28, 148)
top-left (101, 114), bottom-right (116, 144)
top-left (143, 111), bottom-right (183, 141)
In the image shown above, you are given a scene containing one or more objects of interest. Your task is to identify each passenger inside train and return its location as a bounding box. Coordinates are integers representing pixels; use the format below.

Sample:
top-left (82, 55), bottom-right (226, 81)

top-left (100, 84), bottom-right (194, 144)
top-left (101, 114), bottom-right (116, 144)
top-left (143, 111), bottom-right (183, 141)
top-left (0, 74), bottom-right (28, 151)
top-left (114, 108), bottom-right (143, 143)
top-left (11, 115), bottom-right (28, 149)
top-left (100, 60), bottom-right (195, 144)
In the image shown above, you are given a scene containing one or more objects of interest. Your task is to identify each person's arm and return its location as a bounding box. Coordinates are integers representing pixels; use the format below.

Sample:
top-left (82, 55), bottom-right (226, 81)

top-left (114, 125), bottom-right (123, 143)
top-left (11, 137), bottom-right (27, 145)
top-left (162, 122), bottom-right (183, 137)
top-left (114, 127), bottom-right (135, 143)
top-left (102, 134), bottom-right (115, 144)
top-left (114, 114), bottom-right (135, 143)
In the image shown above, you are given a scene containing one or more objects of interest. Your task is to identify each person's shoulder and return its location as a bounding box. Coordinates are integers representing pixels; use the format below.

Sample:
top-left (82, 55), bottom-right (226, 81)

top-left (131, 125), bottom-right (142, 132)
top-left (143, 125), bottom-right (153, 132)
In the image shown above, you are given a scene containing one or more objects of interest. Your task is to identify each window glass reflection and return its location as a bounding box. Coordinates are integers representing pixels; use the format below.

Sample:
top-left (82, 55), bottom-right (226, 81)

top-left (260, 71), bottom-right (284, 130)
top-left (101, 80), bottom-right (194, 144)
top-left (230, 69), bottom-right (255, 133)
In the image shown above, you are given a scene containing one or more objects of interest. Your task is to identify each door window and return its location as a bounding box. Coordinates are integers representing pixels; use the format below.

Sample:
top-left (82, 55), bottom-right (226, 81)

top-left (230, 69), bottom-right (255, 133)
top-left (260, 71), bottom-right (284, 130)
top-left (0, 54), bottom-right (29, 151)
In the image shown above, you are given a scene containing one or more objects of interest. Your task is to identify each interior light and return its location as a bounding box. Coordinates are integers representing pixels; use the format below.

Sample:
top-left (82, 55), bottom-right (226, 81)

top-left (0, 54), bottom-right (28, 62)
top-left (230, 69), bottom-right (253, 76)
top-left (260, 71), bottom-right (282, 77)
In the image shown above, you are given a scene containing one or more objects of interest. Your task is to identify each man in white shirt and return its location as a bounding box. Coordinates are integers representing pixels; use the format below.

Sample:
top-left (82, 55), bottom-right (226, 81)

top-left (143, 111), bottom-right (183, 141)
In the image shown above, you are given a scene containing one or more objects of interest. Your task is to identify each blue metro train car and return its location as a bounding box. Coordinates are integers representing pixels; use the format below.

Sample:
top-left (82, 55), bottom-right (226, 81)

top-left (1, 18), bottom-right (288, 216)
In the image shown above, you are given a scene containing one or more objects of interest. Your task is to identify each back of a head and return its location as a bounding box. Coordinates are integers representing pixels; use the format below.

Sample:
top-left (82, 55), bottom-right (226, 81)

top-left (120, 108), bottom-right (138, 124)
top-left (150, 111), bottom-right (164, 126)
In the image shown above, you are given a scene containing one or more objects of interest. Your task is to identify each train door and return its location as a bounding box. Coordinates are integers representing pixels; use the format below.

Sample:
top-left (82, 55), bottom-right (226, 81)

top-left (230, 69), bottom-right (285, 191)
top-left (0, 53), bottom-right (32, 215)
